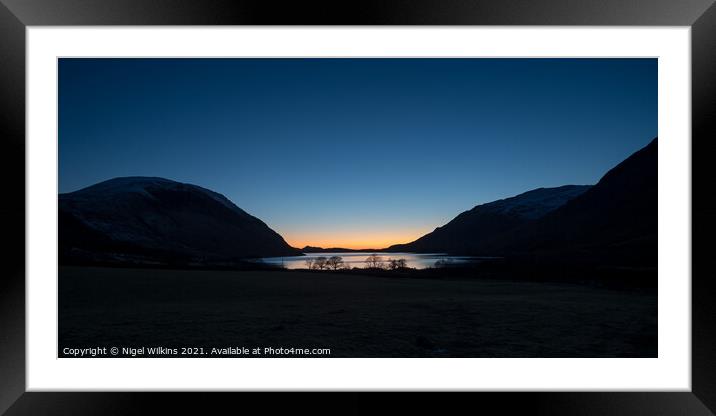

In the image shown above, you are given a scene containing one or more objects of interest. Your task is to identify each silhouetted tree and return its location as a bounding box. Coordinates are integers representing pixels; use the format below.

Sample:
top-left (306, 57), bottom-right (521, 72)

top-left (305, 258), bottom-right (315, 269)
top-left (313, 256), bottom-right (328, 270)
top-left (388, 258), bottom-right (408, 270)
top-left (326, 256), bottom-right (345, 270)
top-left (364, 254), bottom-right (385, 269)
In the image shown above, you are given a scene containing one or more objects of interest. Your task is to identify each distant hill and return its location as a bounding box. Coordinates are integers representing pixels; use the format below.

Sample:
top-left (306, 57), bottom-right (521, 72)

top-left (387, 185), bottom-right (591, 254)
top-left (302, 246), bottom-right (379, 253)
top-left (59, 177), bottom-right (300, 266)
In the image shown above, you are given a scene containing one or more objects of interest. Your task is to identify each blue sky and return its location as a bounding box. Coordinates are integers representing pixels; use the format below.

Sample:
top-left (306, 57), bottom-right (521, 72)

top-left (59, 58), bottom-right (656, 248)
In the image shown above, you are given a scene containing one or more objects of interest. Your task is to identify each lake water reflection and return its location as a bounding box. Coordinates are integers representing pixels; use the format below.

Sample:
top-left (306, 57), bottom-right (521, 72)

top-left (257, 252), bottom-right (484, 270)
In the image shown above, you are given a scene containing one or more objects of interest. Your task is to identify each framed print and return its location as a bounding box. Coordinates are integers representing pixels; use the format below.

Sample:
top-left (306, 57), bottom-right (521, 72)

top-left (1, 0), bottom-right (715, 415)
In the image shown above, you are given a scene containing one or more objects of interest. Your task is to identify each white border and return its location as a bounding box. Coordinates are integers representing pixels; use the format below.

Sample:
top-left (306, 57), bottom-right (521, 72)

top-left (27, 27), bottom-right (691, 391)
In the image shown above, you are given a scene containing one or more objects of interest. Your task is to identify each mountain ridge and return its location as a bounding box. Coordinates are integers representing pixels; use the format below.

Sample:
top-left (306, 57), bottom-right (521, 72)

top-left (387, 184), bottom-right (592, 254)
top-left (499, 137), bottom-right (658, 265)
top-left (59, 176), bottom-right (300, 266)
top-left (388, 138), bottom-right (657, 267)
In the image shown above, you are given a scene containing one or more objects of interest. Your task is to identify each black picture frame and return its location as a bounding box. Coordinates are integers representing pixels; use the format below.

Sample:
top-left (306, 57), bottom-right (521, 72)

top-left (1, 1), bottom-right (714, 414)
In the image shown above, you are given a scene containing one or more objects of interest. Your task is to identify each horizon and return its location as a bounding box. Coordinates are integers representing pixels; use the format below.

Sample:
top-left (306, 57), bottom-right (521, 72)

top-left (59, 58), bottom-right (656, 249)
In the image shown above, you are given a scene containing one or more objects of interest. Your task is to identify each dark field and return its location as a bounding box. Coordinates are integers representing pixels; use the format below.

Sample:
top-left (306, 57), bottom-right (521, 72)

top-left (59, 266), bottom-right (657, 357)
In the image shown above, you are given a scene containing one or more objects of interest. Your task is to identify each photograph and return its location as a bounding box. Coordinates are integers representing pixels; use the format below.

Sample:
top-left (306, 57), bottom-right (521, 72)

top-left (57, 57), bottom-right (658, 358)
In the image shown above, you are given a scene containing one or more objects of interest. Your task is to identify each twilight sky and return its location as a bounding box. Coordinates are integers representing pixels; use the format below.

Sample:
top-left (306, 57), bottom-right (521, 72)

top-left (59, 58), bottom-right (657, 249)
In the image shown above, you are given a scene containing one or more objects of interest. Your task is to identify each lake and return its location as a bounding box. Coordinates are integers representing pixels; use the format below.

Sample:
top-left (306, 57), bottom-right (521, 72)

top-left (256, 252), bottom-right (486, 270)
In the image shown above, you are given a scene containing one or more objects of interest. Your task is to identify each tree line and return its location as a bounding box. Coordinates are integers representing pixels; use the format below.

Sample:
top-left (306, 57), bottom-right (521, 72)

top-left (304, 254), bottom-right (408, 271)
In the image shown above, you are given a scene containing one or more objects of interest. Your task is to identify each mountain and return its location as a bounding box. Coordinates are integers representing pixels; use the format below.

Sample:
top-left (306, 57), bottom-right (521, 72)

top-left (59, 177), bottom-right (300, 266)
top-left (389, 138), bottom-right (657, 267)
top-left (387, 185), bottom-right (591, 254)
top-left (504, 137), bottom-right (658, 266)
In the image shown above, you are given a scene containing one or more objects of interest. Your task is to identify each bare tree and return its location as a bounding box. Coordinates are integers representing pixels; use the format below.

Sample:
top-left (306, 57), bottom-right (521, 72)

top-left (305, 258), bottom-right (315, 270)
top-left (313, 256), bottom-right (328, 270)
top-left (364, 254), bottom-right (385, 269)
top-left (326, 256), bottom-right (345, 270)
top-left (388, 258), bottom-right (408, 270)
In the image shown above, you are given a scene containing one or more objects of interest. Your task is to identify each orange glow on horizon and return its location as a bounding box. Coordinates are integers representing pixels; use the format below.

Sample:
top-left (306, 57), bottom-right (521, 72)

top-left (283, 229), bottom-right (429, 250)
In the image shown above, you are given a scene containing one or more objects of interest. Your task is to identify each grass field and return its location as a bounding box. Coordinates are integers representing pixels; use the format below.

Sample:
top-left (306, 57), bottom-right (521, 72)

top-left (59, 266), bottom-right (657, 357)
